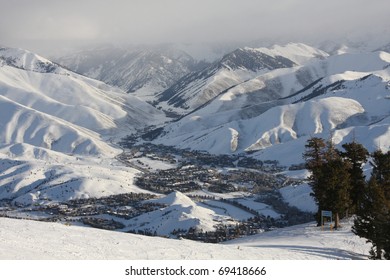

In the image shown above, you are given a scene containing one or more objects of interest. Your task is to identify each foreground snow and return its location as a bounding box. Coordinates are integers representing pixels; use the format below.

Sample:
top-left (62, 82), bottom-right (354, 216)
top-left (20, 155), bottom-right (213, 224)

top-left (0, 217), bottom-right (370, 260)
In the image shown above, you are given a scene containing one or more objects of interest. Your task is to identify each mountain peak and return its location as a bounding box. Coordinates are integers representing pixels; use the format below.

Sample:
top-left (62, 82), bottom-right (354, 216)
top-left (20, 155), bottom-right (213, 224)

top-left (0, 46), bottom-right (62, 74)
top-left (253, 42), bottom-right (329, 64)
top-left (152, 191), bottom-right (196, 207)
top-left (219, 47), bottom-right (296, 71)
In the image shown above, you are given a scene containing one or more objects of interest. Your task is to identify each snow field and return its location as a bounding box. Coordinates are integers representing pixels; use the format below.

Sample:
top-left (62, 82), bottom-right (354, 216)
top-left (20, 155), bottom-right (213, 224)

top-left (0, 217), bottom-right (371, 260)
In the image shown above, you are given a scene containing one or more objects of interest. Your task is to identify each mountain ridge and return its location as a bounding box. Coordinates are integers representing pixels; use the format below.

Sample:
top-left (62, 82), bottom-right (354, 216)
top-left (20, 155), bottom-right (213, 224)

top-left (54, 45), bottom-right (207, 102)
top-left (0, 46), bottom-right (167, 204)
top-left (0, 46), bottom-right (167, 156)
top-left (156, 43), bottom-right (323, 116)
top-left (153, 49), bottom-right (390, 165)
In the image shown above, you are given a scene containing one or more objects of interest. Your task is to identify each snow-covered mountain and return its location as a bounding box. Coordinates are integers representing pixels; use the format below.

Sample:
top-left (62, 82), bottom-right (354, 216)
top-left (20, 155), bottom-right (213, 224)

top-left (154, 49), bottom-right (390, 165)
top-left (123, 191), bottom-right (280, 236)
top-left (0, 47), bottom-right (166, 156)
top-left (0, 46), bottom-right (167, 204)
top-left (51, 42), bottom-right (390, 168)
top-left (0, 47), bottom-right (63, 73)
top-left (54, 45), bottom-right (204, 102)
top-left (156, 43), bottom-right (327, 116)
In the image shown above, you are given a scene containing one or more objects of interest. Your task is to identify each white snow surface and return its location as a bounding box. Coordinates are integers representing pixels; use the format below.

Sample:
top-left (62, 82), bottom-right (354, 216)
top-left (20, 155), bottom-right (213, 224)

top-left (0, 217), bottom-right (370, 260)
top-left (279, 183), bottom-right (317, 213)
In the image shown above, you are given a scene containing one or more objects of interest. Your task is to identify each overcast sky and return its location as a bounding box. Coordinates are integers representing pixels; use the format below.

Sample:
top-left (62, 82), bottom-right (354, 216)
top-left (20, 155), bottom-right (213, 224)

top-left (1, 0), bottom-right (389, 55)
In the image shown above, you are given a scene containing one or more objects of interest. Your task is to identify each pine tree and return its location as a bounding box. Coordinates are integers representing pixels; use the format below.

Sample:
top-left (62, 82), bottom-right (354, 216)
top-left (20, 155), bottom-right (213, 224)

top-left (303, 137), bottom-right (327, 226)
top-left (303, 137), bottom-right (351, 228)
top-left (321, 141), bottom-right (351, 229)
top-left (352, 177), bottom-right (390, 259)
top-left (353, 150), bottom-right (390, 259)
top-left (340, 141), bottom-right (369, 215)
top-left (370, 150), bottom-right (390, 199)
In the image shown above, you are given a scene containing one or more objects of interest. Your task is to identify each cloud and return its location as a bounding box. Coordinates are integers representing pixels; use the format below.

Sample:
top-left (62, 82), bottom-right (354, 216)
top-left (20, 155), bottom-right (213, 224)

top-left (0, 0), bottom-right (389, 54)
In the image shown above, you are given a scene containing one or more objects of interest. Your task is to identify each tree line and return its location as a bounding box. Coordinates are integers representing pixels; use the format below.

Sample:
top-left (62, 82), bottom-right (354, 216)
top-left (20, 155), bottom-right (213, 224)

top-left (303, 137), bottom-right (390, 259)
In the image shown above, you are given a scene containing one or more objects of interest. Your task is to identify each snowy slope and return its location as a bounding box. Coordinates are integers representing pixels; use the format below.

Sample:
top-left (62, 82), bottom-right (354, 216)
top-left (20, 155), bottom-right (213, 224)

top-left (0, 217), bottom-right (370, 259)
top-left (0, 46), bottom-right (166, 156)
top-left (0, 46), bottom-right (168, 204)
top-left (154, 50), bottom-right (390, 165)
top-left (0, 95), bottom-right (114, 155)
top-left (0, 143), bottom-right (150, 205)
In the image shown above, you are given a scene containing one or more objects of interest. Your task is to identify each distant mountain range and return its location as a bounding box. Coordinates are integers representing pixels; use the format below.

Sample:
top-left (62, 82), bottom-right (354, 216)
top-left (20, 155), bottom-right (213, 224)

top-left (153, 45), bottom-right (390, 165)
top-left (21, 42), bottom-right (390, 166)
top-left (55, 45), bottom-right (207, 102)
top-left (156, 43), bottom-right (328, 116)
top-left (1, 40), bottom-right (390, 206)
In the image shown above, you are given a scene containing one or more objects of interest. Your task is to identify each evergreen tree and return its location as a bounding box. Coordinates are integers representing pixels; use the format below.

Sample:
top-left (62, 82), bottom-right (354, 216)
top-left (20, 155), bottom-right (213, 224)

top-left (370, 150), bottom-right (390, 198)
top-left (303, 137), bottom-right (351, 228)
top-left (353, 150), bottom-right (390, 259)
top-left (340, 141), bottom-right (369, 215)
top-left (321, 141), bottom-right (351, 229)
top-left (303, 137), bottom-right (327, 226)
top-left (352, 176), bottom-right (390, 259)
